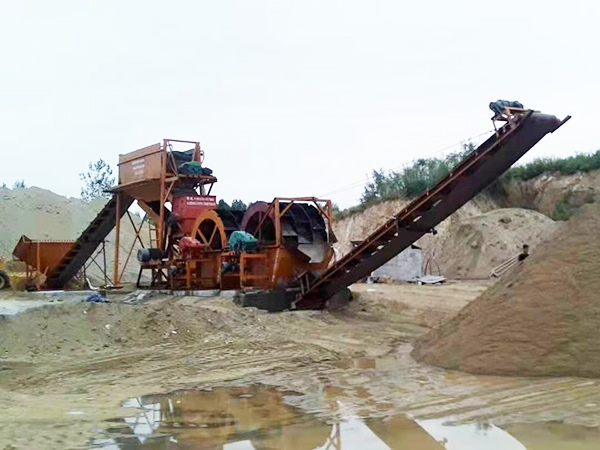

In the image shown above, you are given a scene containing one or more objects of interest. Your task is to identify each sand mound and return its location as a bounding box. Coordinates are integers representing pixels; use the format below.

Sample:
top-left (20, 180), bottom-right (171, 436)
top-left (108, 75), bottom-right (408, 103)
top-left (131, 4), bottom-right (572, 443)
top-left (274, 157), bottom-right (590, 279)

top-left (412, 204), bottom-right (600, 377)
top-left (418, 208), bottom-right (557, 279)
top-left (0, 296), bottom-right (250, 358)
top-left (0, 186), bottom-right (148, 283)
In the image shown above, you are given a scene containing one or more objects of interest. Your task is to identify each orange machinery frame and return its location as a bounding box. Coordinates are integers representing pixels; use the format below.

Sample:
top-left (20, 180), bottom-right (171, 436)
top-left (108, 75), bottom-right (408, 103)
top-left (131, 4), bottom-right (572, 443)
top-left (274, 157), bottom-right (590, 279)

top-left (110, 139), bottom-right (216, 286)
top-left (141, 196), bottom-right (336, 292)
top-left (240, 197), bottom-right (335, 290)
top-left (111, 139), bottom-right (336, 293)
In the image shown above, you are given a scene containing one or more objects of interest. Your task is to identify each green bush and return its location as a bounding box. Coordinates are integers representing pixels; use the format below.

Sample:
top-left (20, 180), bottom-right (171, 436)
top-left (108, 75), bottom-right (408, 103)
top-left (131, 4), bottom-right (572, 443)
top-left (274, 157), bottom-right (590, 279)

top-left (360, 146), bottom-right (471, 206)
top-left (552, 201), bottom-right (573, 221)
top-left (334, 147), bottom-right (600, 220)
top-left (505, 150), bottom-right (600, 181)
top-left (551, 189), bottom-right (597, 221)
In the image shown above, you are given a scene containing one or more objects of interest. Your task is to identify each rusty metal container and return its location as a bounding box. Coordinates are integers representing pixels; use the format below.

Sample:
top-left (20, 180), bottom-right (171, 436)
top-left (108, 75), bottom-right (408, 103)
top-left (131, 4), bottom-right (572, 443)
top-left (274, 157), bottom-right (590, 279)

top-left (116, 143), bottom-right (164, 202)
top-left (118, 143), bottom-right (163, 186)
top-left (12, 235), bottom-right (75, 275)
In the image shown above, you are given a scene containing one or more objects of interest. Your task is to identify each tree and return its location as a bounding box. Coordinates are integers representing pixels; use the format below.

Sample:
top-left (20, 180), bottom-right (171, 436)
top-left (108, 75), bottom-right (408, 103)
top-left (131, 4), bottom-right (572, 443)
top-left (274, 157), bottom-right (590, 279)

top-left (230, 199), bottom-right (247, 210)
top-left (218, 199), bottom-right (247, 210)
top-left (358, 142), bottom-right (477, 205)
top-left (1, 183), bottom-right (6, 189)
top-left (12, 180), bottom-right (26, 189)
top-left (331, 203), bottom-right (343, 218)
top-left (80, 159), bottom-right (115, 202)
top-left (361, 169), bottom-right (387, 204)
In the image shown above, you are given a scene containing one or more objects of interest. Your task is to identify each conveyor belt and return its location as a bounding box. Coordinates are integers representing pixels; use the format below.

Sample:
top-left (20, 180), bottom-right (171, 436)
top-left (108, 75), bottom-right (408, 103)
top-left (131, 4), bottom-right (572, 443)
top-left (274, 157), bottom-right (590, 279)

top-left (295, 110), bottom-right (570, 309)
top-left (45, 194), bottom-right (134, 289)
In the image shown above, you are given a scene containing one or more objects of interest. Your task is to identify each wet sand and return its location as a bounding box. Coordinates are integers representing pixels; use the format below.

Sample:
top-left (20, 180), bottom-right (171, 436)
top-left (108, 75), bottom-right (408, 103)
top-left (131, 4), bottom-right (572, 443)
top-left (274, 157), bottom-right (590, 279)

top-left (2, 282), bottom-right (600, 449)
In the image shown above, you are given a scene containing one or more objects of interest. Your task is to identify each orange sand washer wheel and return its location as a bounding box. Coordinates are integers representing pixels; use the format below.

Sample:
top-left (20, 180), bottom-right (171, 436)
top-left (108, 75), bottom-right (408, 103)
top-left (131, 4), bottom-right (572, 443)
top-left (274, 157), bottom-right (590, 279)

top-left (190, 210), bottom-right (228, 250)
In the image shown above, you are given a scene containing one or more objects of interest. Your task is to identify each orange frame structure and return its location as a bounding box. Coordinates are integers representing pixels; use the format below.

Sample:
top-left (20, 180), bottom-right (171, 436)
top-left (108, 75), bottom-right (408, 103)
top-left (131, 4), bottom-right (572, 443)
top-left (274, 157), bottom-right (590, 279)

top-left (239, 197), bottom-right (335, 289)
top-left (110, 139), bottom-right (217, 287)
top-left (107, 138), bottom-right (338, 295)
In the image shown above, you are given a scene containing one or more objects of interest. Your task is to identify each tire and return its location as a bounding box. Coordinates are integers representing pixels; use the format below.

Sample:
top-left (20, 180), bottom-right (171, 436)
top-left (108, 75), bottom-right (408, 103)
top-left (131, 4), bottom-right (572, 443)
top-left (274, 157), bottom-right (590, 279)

top-left (0, 271), bottom-right (9, 290)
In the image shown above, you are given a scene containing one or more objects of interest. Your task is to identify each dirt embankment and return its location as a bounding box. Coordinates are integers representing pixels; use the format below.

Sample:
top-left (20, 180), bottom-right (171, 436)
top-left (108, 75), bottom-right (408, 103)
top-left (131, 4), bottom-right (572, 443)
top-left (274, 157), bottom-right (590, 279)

top-left (334, 199), bottom-right (411, 257)
top-left (498, 170), bottom-right (600, 217)
top-left (333, 195), bottom-right (557, 279)
top-left (333, 169), bottom-right (600, 278)
top-left (0, 186), bottom-right (148, 282)
top-left (411, 204), bottom-right (600, 377)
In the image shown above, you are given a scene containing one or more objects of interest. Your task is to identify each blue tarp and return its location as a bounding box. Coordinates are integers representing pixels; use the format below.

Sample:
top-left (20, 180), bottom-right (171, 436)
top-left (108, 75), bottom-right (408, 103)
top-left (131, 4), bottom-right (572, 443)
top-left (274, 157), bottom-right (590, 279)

top-left (228, 231), bottom-right (258, 253)
top-left (84, 293), bottom-right (108, 303)
top-left (489, 100), bottom-right (524, 116)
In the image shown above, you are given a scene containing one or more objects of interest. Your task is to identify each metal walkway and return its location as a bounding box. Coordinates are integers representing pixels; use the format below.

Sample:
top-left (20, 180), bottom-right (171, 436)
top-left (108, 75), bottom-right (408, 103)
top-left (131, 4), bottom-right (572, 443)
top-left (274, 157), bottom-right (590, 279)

top-left (45, 194), bottom-right (134, 289)
top-left (295, 110), bottom-right (570, 309)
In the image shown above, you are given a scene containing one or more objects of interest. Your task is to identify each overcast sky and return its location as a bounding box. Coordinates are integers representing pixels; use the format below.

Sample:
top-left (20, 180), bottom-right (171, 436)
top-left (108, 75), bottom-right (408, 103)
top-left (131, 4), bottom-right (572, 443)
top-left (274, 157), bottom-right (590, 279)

top-left (0, 1), bottom-right (595, 208)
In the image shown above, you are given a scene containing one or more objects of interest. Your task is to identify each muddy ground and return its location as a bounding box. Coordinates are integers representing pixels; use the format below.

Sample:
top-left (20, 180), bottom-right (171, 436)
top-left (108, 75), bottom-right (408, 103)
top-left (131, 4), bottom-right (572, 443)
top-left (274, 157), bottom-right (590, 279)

top-left (2, 282), bottom-right (600, 449)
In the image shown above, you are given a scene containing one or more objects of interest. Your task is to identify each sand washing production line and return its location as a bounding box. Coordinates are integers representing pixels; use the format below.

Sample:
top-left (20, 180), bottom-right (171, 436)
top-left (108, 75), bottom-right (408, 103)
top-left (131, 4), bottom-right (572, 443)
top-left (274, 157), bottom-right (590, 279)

top-left (113, 139), bottom-right (337, 304)
top-left (11, 104), bottom-right (570, 310)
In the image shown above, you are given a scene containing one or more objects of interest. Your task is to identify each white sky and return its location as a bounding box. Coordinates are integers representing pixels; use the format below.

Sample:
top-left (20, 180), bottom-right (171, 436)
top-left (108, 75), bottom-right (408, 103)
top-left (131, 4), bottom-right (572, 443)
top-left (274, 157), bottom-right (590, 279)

top-left (0, 0), bottom-right (596, 208)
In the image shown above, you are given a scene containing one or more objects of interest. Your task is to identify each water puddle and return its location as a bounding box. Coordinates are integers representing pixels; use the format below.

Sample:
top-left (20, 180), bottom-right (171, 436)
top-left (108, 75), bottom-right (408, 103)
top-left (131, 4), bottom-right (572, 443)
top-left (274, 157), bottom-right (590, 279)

top-left (0, 298), bottom-right (48, 316)
top-left (0, 291), bottom-right (104, 316)
top-left (91, 384), bottom-right (600, 449)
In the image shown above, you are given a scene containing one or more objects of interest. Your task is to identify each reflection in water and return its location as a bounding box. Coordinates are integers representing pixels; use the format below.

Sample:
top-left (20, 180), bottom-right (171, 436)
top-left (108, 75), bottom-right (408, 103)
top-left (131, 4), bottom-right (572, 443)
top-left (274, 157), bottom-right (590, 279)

top-left (91, 385), bottom-right (528, 449)
top-left (417, 419), bottom-right (526, 450)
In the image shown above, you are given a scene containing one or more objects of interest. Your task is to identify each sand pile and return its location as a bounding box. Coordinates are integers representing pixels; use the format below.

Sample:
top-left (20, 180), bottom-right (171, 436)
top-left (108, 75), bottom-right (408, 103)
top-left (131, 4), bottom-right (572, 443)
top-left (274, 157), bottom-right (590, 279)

top-left (411, 204), bottom-right (600, 377)
top-left (418, 208), bottom-right (557, 279)
top-left (0, 186), bottom-right (148, 283)
top-left (0, 296), bottom-right (253, 358)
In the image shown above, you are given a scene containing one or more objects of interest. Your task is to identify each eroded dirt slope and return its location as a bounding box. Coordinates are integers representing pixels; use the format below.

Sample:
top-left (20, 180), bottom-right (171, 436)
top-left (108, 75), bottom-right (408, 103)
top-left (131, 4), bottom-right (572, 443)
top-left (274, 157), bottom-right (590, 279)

top-left (500, 169), bottom-right (600, 217)
top-left (334, 197), bottom-right (557, 279)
